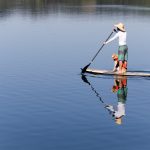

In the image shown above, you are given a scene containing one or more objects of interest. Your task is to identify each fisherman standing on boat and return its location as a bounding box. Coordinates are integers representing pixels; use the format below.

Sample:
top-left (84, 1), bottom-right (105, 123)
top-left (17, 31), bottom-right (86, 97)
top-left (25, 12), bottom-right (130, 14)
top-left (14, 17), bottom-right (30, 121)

top-left (104, 23), bottom-right (128, 74)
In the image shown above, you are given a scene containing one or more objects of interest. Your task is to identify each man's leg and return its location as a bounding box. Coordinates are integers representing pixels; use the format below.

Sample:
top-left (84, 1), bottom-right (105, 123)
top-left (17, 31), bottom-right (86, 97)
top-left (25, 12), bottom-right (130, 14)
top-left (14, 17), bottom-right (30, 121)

top-left (121, 61), bottom-right (127, 73)
top-left (119, 61), bottom-right (123, 73)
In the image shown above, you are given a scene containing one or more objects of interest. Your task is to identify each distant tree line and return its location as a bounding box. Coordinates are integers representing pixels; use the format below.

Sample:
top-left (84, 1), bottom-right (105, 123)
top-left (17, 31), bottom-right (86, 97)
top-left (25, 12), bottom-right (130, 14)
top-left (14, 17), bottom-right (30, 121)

top-left (0, 0), bottom-right (150, 17)
top-left (1, 0), bottom-right (150, 8)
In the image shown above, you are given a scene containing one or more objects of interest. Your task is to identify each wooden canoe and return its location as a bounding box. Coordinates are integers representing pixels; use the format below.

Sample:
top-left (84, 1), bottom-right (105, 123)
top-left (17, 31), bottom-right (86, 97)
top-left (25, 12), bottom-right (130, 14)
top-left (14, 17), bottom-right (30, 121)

top-left (85, 68), bottom-right (150, 77)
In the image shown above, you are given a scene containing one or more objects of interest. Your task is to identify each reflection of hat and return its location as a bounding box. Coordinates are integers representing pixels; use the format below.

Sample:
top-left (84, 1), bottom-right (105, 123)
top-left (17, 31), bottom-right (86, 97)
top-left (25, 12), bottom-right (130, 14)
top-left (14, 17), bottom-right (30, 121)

top-left (115, 118), bottom-right (122, 125)
top-left (114, 23), bottom-right (126, 32)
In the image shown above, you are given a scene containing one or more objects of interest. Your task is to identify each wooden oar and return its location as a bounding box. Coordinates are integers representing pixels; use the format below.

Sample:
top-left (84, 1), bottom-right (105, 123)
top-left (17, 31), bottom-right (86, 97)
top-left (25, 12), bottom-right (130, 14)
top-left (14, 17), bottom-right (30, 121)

top-left (81, 30), bottom-right (114, 73)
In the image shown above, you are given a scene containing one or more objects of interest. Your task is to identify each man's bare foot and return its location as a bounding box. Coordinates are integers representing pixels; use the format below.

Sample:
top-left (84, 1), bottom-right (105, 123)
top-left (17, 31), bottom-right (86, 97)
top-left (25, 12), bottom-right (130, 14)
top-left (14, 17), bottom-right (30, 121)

top-left (118, 70), bottom-right (123, 74)
top-left (122, 68), bottom-right (127, 73)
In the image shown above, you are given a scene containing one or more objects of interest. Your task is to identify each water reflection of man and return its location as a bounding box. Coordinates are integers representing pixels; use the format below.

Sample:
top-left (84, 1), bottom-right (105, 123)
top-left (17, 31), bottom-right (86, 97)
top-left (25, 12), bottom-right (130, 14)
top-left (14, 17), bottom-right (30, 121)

top-left (106, 76), bottom-right (128, 125)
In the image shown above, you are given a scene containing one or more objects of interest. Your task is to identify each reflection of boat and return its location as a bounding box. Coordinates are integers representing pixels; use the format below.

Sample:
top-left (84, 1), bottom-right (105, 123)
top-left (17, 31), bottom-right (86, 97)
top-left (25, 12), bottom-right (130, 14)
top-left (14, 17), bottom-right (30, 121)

top-left (85, 68), bottom-right (150, 77)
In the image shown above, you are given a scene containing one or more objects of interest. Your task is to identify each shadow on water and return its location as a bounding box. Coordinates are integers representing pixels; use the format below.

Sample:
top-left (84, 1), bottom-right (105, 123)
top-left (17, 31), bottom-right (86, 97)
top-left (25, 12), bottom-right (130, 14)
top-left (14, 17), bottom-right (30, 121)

top-left (81, 74), bottom-right (128, 125)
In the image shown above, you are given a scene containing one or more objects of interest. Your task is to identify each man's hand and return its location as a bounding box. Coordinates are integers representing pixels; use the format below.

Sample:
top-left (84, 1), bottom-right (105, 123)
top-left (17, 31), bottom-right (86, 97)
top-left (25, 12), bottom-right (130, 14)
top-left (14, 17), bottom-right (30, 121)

top-left (113, 28), bottom-right (117, 33)
top-left (103, 41), bottom-right (107, 45)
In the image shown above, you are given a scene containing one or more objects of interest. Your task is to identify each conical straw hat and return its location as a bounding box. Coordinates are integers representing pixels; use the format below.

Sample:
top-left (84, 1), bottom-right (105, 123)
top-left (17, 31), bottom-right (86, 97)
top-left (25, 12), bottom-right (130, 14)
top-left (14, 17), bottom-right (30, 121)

top-left (114, 23), bottom-right (125, 32)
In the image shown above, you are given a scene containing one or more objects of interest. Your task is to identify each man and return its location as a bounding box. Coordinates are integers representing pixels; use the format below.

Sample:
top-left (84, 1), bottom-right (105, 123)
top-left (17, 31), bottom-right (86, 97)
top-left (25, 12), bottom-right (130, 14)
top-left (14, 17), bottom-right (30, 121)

top-left (104, 23), bottom-right (128, 74)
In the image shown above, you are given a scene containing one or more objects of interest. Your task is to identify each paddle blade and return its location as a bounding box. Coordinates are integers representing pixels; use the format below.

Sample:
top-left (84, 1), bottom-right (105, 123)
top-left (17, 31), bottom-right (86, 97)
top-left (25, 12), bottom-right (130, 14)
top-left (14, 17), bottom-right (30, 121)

top-left (81, 63), bottom-right (91, 73)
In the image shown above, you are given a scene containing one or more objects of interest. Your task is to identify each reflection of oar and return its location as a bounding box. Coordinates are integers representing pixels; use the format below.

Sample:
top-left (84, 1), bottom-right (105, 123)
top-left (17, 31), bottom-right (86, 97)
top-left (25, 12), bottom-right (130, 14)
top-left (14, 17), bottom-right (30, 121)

top-left (81, 31), bottom-right (114, 74)
top-left (81, 75), bottom-right (106, 105)
top-left (81, 75), bottom-right (115, 117)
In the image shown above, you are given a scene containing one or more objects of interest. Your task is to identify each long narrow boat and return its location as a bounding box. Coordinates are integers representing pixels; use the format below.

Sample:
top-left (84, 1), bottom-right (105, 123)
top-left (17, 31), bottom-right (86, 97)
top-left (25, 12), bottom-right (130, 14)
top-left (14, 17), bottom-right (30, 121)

top-left (85, 68), bottom-right (150, 77)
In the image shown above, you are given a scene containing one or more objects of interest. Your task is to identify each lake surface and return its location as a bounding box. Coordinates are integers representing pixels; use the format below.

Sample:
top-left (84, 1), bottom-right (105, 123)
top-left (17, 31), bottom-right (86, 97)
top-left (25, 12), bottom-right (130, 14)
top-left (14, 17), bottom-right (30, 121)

top-left (0, 0), bottom-right (150, 150)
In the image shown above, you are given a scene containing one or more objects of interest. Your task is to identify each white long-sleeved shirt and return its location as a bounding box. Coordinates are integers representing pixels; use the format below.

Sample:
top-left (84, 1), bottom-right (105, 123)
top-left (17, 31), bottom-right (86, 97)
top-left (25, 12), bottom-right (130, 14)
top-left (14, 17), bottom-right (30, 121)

top-left (106, 31), bottom-right (127, 46)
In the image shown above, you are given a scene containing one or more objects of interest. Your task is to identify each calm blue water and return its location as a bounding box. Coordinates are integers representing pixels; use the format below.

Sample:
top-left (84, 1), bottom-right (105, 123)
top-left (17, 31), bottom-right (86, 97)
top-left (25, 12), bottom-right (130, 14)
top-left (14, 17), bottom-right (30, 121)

top-left (0, 1), bottom-right (150, 150)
